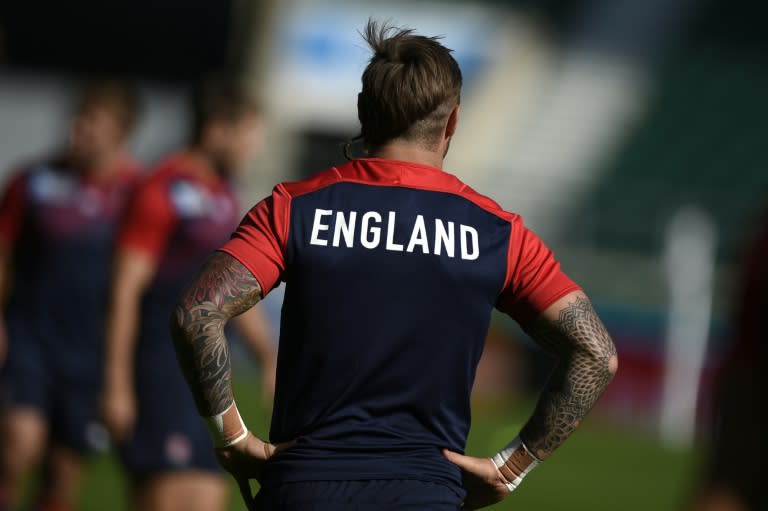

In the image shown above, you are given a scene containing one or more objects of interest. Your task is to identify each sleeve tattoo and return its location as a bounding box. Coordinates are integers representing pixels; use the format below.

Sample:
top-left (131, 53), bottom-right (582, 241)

top-left (520, 296), bottom-right (618, 460)
top-left (170, 252), bottom-right (263, 416)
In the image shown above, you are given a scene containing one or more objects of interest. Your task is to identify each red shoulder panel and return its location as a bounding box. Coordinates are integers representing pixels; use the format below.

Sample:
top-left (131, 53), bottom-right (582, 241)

top-left (115, 169), bottom-right (177, 261)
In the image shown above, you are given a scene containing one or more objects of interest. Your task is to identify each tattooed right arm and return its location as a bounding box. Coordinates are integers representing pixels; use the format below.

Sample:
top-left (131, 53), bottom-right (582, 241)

top-left (170, 252), bottom-right (263, 417)
top-left (520, 291), bottom-right (618, 460)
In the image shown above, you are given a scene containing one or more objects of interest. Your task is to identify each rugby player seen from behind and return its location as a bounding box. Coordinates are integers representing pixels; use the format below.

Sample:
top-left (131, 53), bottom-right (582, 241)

top-left (171, 21), bottom-right (618, 510)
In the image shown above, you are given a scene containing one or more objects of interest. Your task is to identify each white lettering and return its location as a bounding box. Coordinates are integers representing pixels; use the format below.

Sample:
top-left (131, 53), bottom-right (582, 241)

top-left (310, 209), bottom-right (332, 246)
top-left (406, 215), bottom-right (429, 254)
top-left (434, 219), bottom-right (455, 258)
top-left (385, 211), bottom-right (404, 251)
top-left (460, 225), bottom-right (479, 260)
top-left (360, 211), bottom-right (382, 249)
top-left (309, 208), bottom-right (480, 260)
top-left (332, 211), bottom-right (357, 247)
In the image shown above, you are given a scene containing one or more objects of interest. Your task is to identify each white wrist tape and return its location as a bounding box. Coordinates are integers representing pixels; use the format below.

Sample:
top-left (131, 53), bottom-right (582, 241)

top-left (490, 437), bottom-right (540, 492)
top-left (203, 401), bottom-right (249, 448)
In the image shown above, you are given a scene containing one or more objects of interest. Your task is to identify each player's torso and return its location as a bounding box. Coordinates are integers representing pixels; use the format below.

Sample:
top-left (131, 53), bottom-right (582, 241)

top-left (5, 161), bottom-right (138, 367)
top-left (10, 163), bottom-right (137, 310)
top-left (266, 160), bottom-right (512, 487)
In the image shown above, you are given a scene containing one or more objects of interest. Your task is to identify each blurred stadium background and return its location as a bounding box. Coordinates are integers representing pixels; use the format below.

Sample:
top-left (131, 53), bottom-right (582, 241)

top-left (1, 0), bottom-right (765, 509)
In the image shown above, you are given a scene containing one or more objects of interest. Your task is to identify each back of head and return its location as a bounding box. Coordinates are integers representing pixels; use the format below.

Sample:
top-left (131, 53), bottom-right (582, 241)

top-left (357, 20), bottom-right (462, 150)
top-left (190, 76), bottom-right (260, 145)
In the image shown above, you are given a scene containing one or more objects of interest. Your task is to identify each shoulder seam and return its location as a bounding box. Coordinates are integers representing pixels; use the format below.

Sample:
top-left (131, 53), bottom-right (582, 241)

top-left (499, 222), bottom-right (518, 300)
top-left (280, 176), bottom-right (521, 228)
top-left (275, 182), bottom-right (292, 254)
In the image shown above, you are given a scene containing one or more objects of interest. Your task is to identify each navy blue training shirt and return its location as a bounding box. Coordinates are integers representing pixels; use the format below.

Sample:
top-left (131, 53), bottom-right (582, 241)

top-left (219, 157), bottom-right (580, 493)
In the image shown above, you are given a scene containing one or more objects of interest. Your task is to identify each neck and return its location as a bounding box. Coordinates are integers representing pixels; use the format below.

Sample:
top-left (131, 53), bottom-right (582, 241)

top-left (186, 146), bottom-right (223, 179)
top-left (371, 140), bottom-right (445, 169)
top-left (72, 148), bottom-right (123, 177)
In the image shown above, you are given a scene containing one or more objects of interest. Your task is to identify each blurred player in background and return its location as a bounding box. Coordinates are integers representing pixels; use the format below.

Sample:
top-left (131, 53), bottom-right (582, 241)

top-left (171, 21), bottom-right (618, 510)
top-left (100, 78), bottom-right (276, 511)
top-left (0, 81), bottom-right (141, 511)
top-left (693, 209), bottom-right (765, 511)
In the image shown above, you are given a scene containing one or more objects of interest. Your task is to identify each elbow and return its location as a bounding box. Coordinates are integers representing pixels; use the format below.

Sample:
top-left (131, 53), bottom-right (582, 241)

top-left (597, 339), bottom-right (619, 385)
top-left (607, 345), bottom-right (619, 378)
top-left (582, 338), bottom-right (618, 384)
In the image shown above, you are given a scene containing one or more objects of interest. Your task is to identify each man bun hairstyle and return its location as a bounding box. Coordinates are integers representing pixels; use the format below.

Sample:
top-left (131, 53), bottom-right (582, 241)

top-left (357, 19), bottom-right (462, 150)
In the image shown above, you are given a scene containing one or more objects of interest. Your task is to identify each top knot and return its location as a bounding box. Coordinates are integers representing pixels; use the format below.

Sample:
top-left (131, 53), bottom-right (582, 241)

top-left (357, 18), bottom-right (463, 148)
top-left (364, 21), bottom-right (420, 63)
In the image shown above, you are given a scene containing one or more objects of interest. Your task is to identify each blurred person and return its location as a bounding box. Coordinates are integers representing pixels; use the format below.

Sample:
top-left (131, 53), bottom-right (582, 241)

top-left (0, 81), bottom-right (142, 511)
top-left (692, 209), bottom-right (766, 511)
top-left (171, 21), bottom-right (618, 511)
top-left (100, 78), bottom-right (276, 511)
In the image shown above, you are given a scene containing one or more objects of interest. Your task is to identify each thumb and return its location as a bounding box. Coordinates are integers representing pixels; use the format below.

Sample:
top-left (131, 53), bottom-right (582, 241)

top-left (442, 449), bottom-right (475, 469)
top-left (272, 437), bottom-right (298, 456)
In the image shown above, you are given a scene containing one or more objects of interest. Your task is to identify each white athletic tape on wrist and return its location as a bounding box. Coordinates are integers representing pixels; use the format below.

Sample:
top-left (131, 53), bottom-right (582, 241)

top-left (203, 401), bottom-right (249, 448)
top-left (490, 437), bottom-right (540, 492)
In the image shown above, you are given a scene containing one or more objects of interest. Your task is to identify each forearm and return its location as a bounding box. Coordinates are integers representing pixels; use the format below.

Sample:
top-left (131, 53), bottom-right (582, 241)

top-left (520, 350), bottom-right (615, 459)
top-left (520, 297), bottom-right (617, 460)
top-left (104, 250), bottom-right (157, 391)
top-left (170, 252), bottom-right (263, 417)
top-left (170, 310), bottom-right (234, 416)
top-left (103, 297), bottom-right (140, 389)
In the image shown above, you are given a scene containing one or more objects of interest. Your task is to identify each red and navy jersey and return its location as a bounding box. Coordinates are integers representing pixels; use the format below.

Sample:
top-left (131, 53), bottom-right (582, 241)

top-left (0, 158), bottom-right (141, 375)
top-left (117, 153), bottom-right (240, 361)
top-left (220, 157), bottom-right (580, 490)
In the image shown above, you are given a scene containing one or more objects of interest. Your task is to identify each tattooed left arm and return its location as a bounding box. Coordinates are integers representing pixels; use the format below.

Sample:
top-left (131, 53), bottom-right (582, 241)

top-left (443, 290), bottom-right (617, 508)
top-left (519, 290), bottom-right (618, 460)
top-left (170, 251), bottom-right (263, 417)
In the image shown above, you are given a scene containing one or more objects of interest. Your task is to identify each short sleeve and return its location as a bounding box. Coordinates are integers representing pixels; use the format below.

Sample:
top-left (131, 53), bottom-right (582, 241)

top-left (218, 185), bottom-right (290, 297)
top-left (0, 172), bottom-right (28, 248)
top-left (496, 220), bottom-right (581, 325)
top-left (116, 178), bottom-right (177, 261)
